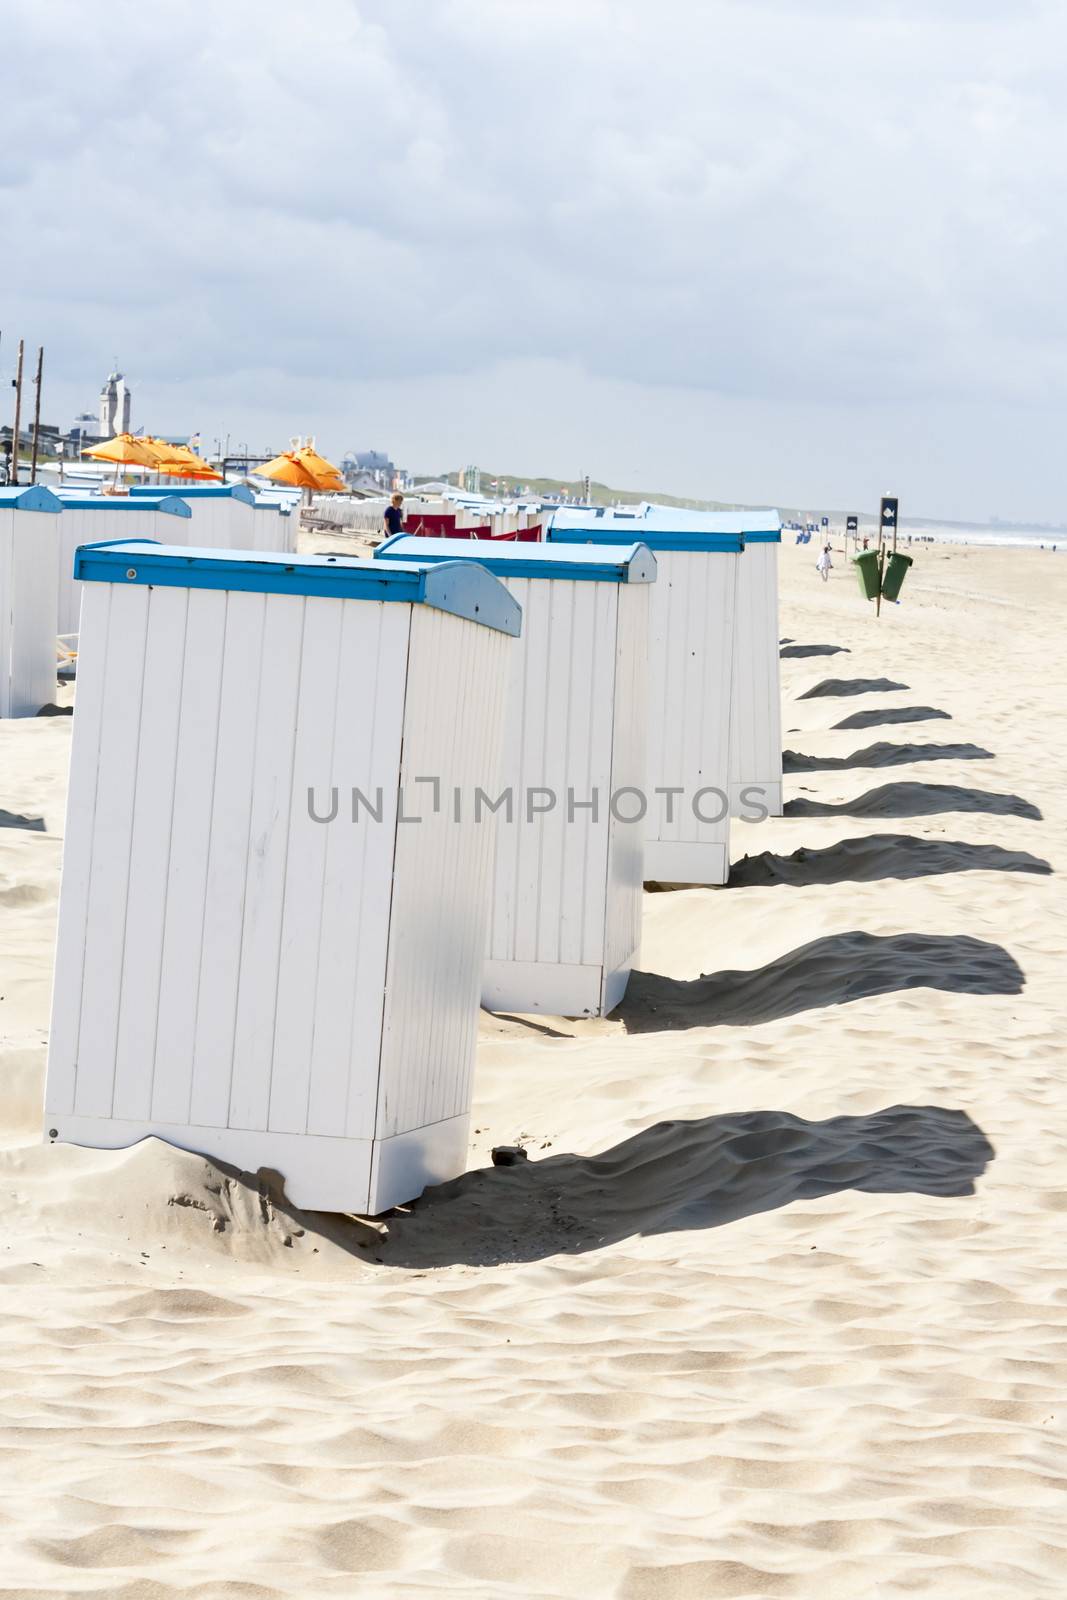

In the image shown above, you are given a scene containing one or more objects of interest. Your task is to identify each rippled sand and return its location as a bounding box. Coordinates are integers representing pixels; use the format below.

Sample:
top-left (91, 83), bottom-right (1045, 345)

top-left (1, 538), bottom-right (1065, 1597)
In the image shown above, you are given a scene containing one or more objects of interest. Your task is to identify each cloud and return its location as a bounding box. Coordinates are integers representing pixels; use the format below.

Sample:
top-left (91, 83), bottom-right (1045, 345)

top-left (1, 0), bottom-right (1064, 515)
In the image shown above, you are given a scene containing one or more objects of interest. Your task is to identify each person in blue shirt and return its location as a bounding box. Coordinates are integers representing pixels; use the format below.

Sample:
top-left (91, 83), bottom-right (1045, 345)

top-left (384, 493), bottom-right (405, 537)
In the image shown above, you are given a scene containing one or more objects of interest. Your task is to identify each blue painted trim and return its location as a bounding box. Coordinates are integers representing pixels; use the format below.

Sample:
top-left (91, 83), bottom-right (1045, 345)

top-left (127, 484), bottom-right (256, 505)
top-left (71, 541), bottom-right (522, 636)
top-left (0, 484), bottom-right (64, 512)
top-left (56, 494), bottom-right (191, 518)
top-left (375, 534), bottom-right (657, 584)
top-left (739, 529), bottom-right (781, 544)
top-left (548, 525), bottom-right (743, 554)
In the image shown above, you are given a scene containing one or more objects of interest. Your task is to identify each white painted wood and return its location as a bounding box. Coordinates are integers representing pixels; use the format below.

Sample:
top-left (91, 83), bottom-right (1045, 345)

top-left (57, 506), bottom-right (189, 637)
top-left (46, 1114), bottom-right (372, 1212)
top-left (112, 584), bottom-right (189, 1121)
top-left (368, 1114), bottom-right (476, 1215)
top-left (645, 548), bottom-right (738, 885)
top-left (0, 506), bottom-right (61, 717)
top-left (602, 581), bottom-right (649, 1006)
top-left (644, 837), bottom-right (729, 885)
top-left (45, 581), bottom-right (112, 1113)
top-left (482, 957), bottom-right (604, 1019)
top-left (189, 589), bottom-right (265, 1131)
top-left (379, 605), bottom-right (511, 1134)
top-left (307, 603), bottom-right (406, 1142)
top-left (250, 502), bottom-right (295, 553)
top-left (729, 539), bottom-right (783, 817)
top-left (228, 593), bottom-right (306, 1133)
top-left (473, 572), bottom-right (647, 1016)
top-left (56, 498), bottom-right (289, 642)
top-left (151, 588), bottom-right (228, 1126)
top-left (45, 558), bottom-right (514, 1213)
top-left (73, 583), bottom-right (151, 1116)
top-left (176, 498), bottom-right (263, 551)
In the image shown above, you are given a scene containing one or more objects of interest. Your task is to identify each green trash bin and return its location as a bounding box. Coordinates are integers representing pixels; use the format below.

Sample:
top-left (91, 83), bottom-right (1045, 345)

top-left (881, 551), bottom-right (913, 601)
top-left (853, 549), bottom-right (881, 601)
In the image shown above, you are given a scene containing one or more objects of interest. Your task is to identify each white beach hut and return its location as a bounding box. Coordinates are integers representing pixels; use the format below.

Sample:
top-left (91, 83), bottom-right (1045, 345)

top-left (636, 507), bottom-right (784, 818)
top-left (549, 512), bottom-right (743, 885)
top-left (250, 495), bottom-right (297, 553)
top-left (127, 484), bottom-right (260, 549)
top-left (54, 495), bottom-right (192, 637)
top-left (376, 535), bottom-right (654, 1016)
top-left (0, 485), bottom-right (62, 717)
top-left (733, 510), bottom-right (783, 817)
top-left (44, 541), bottom-right (521, 1214)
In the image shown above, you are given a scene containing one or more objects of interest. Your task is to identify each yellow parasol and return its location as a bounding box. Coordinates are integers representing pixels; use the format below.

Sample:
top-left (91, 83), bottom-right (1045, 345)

top-left (293, 444), bottom-right (346, 492)
top-left (83, 431), bottom-right (160, 476)
top-left (257, 451), bottom-right (322, 489)
top-left (153, 441), bottom-right (223, 481)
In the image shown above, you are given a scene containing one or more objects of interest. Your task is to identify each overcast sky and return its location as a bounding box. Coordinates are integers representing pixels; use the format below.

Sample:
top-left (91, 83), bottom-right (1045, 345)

top-left (2, 0), bottom-right (1064, 520)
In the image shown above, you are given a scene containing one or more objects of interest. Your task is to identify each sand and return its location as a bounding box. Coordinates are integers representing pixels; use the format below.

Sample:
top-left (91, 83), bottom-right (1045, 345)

top-left (1, 537), bottom-right (1065, 1597)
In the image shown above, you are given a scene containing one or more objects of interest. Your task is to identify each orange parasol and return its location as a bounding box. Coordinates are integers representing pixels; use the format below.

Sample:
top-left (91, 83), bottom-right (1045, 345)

top-left (83, 432), bottom-right (163, 486)
top-left (146, 440), bottom-right (222, 481)
top-left (292, 444), bottom-right (346, 492)
top-left (257, 451), bottom-right (322, 489)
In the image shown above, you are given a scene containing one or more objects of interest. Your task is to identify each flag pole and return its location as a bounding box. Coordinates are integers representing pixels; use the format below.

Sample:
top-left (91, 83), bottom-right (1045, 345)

top-left (30, 345), bottom-right (44, 485)
top-left (10, 338), bottom-right (24, 486)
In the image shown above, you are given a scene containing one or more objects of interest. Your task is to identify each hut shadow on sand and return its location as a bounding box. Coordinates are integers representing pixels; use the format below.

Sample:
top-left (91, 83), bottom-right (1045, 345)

top-left (784, 781), bottom-right (1042, 820)
top-left (616, 932), bottom-right (1024, 1034)
top-left (782, 741), bottom-right (993, 773)
top-left (374, 1104), bottom-right (995, 1268)
top-left (727, 834), bottom-right (1052, 890)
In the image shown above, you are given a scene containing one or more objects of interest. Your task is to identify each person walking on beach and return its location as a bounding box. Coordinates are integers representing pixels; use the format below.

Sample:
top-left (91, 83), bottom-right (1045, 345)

top-left (816, 544), bottom-right (833, 583)
top-left (384, 493), bottom-right (405, 537)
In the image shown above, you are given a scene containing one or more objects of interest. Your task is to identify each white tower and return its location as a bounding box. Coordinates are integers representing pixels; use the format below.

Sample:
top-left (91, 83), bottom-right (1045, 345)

top-left (116, 374), bottom-right (131, 433)
top-left (98, 373), bottom-right (118, 437)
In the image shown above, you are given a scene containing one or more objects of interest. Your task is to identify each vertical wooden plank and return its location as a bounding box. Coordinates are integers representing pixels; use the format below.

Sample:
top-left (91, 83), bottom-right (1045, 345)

top-left (486, 576), bottom-right (528, 964)
top-left (646, 548), bottom-right (680, 847)
top-left (0, 514), bottom-right (12, 718)
top-left (151, 588), bottom-right (227, 1124)
top-left (73, 582), bottom-right (150, 1117)
top-left (111, 586), bottom-right (189, 1120)
top-left (576, 581), bottom-right (617, 965)
top-left (8, 512), bottom-right (59, 716)
top-left (533, 579), bottom-right (572, 964)
top-left (603, 582), bottom-right (649, 975)
top-left (228, 594), bottom-right (306, 1132)
top-left (379, 608), bottom-right (510, 1136)
top-left (512, 581), bottom-right (550, 965)
top-left (45, 581), bottom-right (112, 1116)
top-left (306, 600), bottom-right (405, 1140)
top-left (267, 596), bottom-right (343, 1134)
top-left (187, 589), bottom-right (266, 1130)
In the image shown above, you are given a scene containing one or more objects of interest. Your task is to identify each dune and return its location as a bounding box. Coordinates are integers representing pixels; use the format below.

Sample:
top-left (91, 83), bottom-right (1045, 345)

top-left (1, 540), bottom-right (1065, 1596)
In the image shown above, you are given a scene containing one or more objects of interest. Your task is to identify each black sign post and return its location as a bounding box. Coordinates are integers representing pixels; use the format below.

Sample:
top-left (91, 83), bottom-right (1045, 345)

top-left (876, 496), bottom-right (898, 618)
top-left (846, 514), bottom-right (858, 553)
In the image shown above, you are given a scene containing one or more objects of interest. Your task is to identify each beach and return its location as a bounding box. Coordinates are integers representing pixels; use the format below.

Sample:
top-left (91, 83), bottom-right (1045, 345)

top-left (1, 536), bottom-right (1065, 1596)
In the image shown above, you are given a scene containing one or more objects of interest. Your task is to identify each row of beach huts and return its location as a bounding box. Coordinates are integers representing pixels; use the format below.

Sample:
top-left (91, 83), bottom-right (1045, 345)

top-left (1, 483), bottom-right (783, 1215)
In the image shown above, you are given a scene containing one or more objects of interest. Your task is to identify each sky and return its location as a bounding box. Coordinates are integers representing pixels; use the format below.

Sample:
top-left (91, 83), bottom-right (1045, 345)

top-left (2, 0), bottom-right (1064, 521)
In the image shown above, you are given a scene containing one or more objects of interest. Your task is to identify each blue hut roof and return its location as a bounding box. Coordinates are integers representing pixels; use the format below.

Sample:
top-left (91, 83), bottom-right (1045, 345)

top-left (56, 494), bottom-right (191, 517)
top-left (0, 485), bottom-right (64, 512)
top-left (71, 541), bottom-right (522, 636)
top-left (375, 535), bottom-right (657, 583)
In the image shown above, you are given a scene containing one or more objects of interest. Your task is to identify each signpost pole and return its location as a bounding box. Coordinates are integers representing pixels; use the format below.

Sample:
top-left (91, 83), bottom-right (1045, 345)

top-left (30, 345), bottom-right (44, 485)
top-left (10, 338), bottom-right (24, 487)
top-left (876, 495), bottom-right (898, 618)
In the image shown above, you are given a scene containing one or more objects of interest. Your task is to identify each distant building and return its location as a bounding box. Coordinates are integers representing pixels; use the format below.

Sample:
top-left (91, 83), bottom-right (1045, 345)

top-left (98, 371), bottom-right (131, 437)
top-left (341, 449), bottom-right (408, 491)
top-left (70, 411), bottom-right (102, 446)
top-left (462, 464), bottom-right (481, 494)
